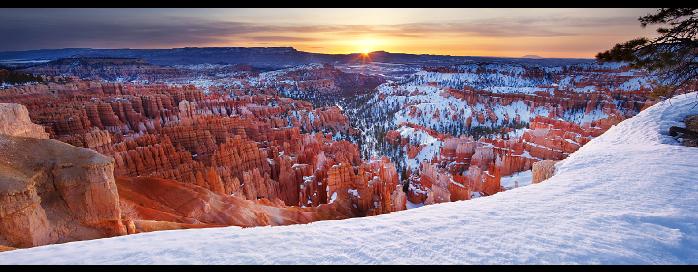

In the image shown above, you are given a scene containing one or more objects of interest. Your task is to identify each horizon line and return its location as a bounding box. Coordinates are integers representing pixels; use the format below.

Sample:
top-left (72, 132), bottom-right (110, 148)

top-left (0, 46), bottom-right (597, 60)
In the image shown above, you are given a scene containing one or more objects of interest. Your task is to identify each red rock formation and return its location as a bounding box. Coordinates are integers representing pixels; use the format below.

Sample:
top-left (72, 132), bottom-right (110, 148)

top-left (447, 176), bottom-right (469, 202)
top-left (116, 176), bottom-right (349, 231)
top-left (0, 104), bottom-right (126, 248)
top-left (482, 164), bottom-right (502, 196)
top-left (0, 98), bottom-right (393, 249)
top-left (326, 157), bottom-right (405, 216)
top-left (0, 103), bottom-right (49, 139)
top-left (0, 79), bottom-right (421, 250)
top-left (419, 162), bottom-right (452, 204)
top-left (532, 160), bottom-right (557, 183)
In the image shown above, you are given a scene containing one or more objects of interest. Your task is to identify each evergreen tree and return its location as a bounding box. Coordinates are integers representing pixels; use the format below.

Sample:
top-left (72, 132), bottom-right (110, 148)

top-left (596, 8), bottom-right (697, 99)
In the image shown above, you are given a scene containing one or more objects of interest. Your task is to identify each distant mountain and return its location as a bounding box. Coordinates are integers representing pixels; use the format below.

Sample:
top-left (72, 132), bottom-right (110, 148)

top-left (521, 55), bottom-right (544, 59)
top-left (0, 47), bottom-right (594, 69)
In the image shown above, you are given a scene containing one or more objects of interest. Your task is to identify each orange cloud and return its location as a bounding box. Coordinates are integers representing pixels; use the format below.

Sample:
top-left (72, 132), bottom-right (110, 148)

top-left (0, 8), bottom-right (659, 58)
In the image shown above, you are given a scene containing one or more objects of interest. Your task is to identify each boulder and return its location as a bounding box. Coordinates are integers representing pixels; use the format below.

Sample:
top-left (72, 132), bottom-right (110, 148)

top-left (0, 103), bottom-right (49, 139)
top-left (685, 115), bottom-right (698, 132)
top-left (532, 160), bottom-right (557, 184)
top-left (0, 104), bottom-right (126, 248)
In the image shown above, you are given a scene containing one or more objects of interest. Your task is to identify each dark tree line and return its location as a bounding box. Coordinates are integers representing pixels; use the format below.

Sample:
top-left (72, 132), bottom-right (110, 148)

top-left (0, 69), bottom-right (44, 85)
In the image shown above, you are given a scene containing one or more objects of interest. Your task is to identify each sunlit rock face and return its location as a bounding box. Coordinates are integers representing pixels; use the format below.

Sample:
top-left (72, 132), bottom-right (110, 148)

top-left (0, 79), bottom-right (407, 249)
top-left (532, 160), bottom-right (557, 184)
top-left (0, 103), bottom-right (49, 139)
top-left (0, 103), bottom-right (354, 249)
top-left (0, 103), bottom-right (125, 248)
top-left (326, 157), bottom-right (406, 216)
top-left (116, 176), bottom-right (349, 232)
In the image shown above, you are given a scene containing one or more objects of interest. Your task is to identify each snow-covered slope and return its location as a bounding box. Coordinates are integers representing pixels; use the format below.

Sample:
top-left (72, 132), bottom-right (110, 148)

top-left (1, 93), bottom-right (697, 264)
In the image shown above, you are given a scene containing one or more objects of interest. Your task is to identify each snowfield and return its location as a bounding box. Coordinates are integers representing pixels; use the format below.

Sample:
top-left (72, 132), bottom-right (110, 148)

top-left (370, 82), bottom-right (608, 136)
top-left (1, 93), bottom-right (697, 264)
top-left (500, 170), bottom-right (533, 190)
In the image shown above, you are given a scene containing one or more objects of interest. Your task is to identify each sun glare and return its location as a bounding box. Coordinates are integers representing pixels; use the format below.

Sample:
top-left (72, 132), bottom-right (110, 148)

top-left (356, 38), bottom-right (380, 54)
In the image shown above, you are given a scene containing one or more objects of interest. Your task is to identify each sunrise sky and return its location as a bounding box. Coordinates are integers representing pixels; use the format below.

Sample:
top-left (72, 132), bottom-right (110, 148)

top-left (0, 8), bottom-right (659, 58)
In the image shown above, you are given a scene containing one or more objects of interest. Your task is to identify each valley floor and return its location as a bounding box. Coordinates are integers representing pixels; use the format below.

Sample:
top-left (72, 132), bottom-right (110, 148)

top-left (1, 93), bottom-right (697, 264)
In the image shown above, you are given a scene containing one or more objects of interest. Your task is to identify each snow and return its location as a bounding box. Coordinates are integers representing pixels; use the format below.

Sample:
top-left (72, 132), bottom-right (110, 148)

top-left (410, 62), bottom-right (650, 96)
top-left (500, 170), bottom-right (533, 190)
top-left (507, 128), bottom-right (527, 138)
top-left (406, 200), bottom-right (425, 210)
top-left (291, 163), bottom-right (307, 169)
top-left (1, 93), bottom-right (697, 264)
top-left (395, 125), bottom-right (443, 170)
top-left (328, 192), bottom-right (338, 204)
top-left (408, 182), bottom-right (428, 196)
top-left (369, 80), bottom-right (607, 139)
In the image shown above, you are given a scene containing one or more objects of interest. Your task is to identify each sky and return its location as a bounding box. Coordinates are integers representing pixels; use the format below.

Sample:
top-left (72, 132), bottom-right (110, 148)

top-left (0, 8), bottom-right (660, 58)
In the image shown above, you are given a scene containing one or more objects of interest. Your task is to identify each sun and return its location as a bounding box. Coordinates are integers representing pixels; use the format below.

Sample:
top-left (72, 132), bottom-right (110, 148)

top-left (356, 38), bottom-right (379, 55)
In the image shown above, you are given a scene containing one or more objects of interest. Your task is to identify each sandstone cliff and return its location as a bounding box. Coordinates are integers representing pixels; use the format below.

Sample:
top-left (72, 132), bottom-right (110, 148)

top-left (0, 103), bottom-right (49, 139)
top-left (116, 176), bottom-right (349, 231)
top-left (0, 104), bottom-right (126, 248)
top-left (0, 101), bottom-right (364, 248)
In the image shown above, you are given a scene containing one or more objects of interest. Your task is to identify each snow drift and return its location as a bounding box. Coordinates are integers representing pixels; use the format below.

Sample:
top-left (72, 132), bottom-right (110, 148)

top-left (1, 93), bottom-right (697, 264)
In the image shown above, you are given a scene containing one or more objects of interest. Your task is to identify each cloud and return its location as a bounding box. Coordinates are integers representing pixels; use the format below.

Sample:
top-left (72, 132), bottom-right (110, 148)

top-left (352, 15), bottom-right (641, 38)
top-left (241, 36), bottom-right (319, 42)
top-left (0, 10), bottom-right (288, 50)
top-left (0, 9), bottom-right (644, 51)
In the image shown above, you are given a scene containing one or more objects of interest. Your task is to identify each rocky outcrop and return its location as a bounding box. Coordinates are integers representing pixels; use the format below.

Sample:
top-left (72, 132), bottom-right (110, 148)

top-left (419, 163), bottom-right (452, 204)
top-left (532, 160), bottom-right (557, 183)
top-left (326, 158), bottom-right (405, 216)
top-left (0, 80), bottom-right (407, 244)
top-left (0, 99), bottom-right (376, 249)
top-left (0, 103), bottom-right (49, 139)
top-left (670, 115), bottom-right (698, 147)
top-left (0, 104), bottom-right (126, 248)
top-left (116, 176), bottom-right (349, 230)
top-left (1, 81), bottom-right (364, 207)
top-left (685, 115), bottom-right (698, 132)
top-left (0, 245), bottom-right (15, 252)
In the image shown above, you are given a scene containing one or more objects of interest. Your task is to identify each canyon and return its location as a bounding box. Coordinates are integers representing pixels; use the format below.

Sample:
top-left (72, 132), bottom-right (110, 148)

top-left (4, 91), bottom-right (694, 264)
top-left (0, 81), bottom-right (405, 249)
top-left (0, 48), bottom-right (667, 250)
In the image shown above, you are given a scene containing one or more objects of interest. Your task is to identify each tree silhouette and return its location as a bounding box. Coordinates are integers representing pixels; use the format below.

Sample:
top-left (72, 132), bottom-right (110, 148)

top-left (0, 69), bottom-right (44, 85)
top-left (596, 8), bottom-right (697, 99)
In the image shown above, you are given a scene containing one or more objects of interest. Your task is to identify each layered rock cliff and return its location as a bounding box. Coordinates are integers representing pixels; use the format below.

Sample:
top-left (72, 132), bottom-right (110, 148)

top-left (0, 103), bottom-right (126, 248)
top-left (0, 101), bottom-right (361, 249)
